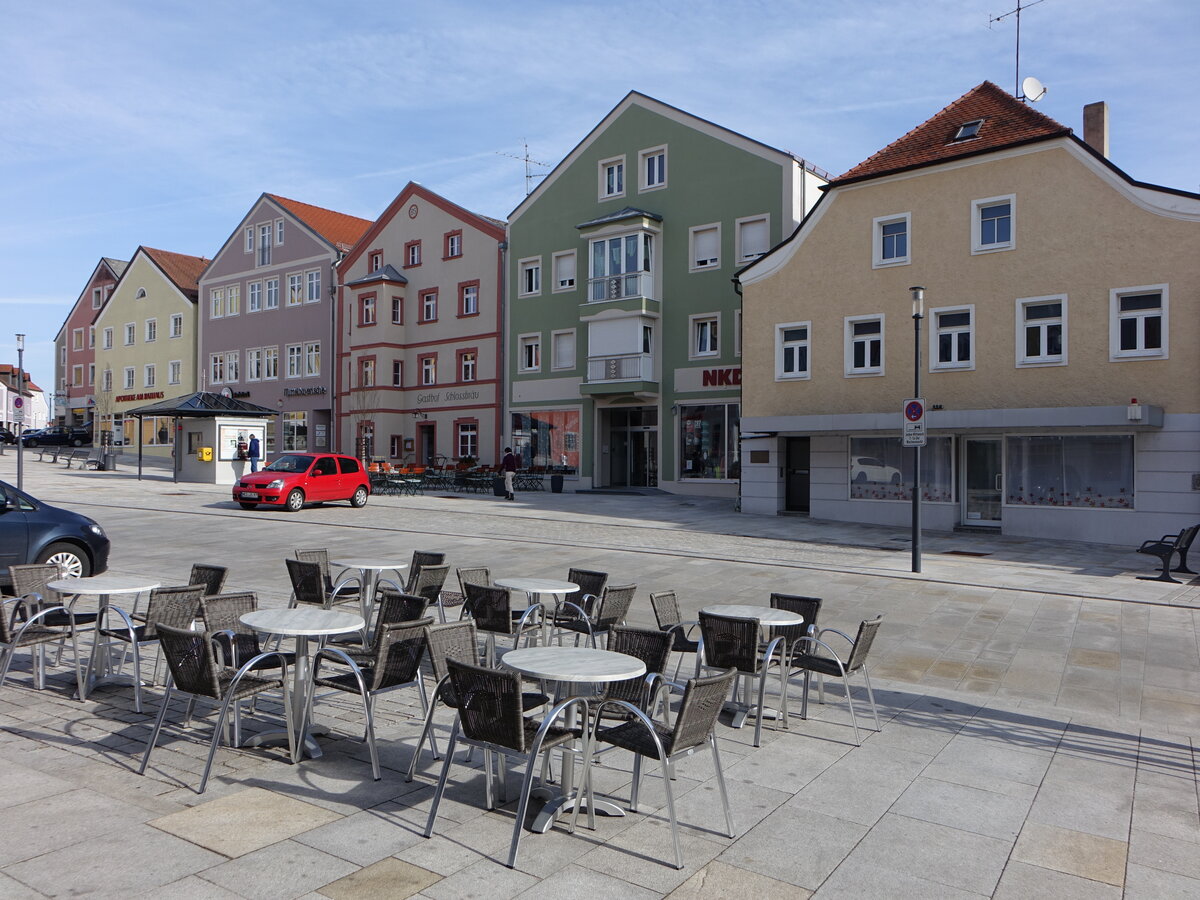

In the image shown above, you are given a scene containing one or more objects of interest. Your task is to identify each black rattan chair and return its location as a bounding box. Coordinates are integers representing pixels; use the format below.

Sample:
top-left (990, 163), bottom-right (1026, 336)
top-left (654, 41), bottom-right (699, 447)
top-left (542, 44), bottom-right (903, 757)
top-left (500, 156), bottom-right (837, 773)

top-left (768, 593), bottom-right (822, 661)
top-left (9, 562), bottom-right (97, 664)
top-left (435, 566), bottom-right (490, 622)
top-left (650, 590), bottom-right (701, 681)
top-left (304, 618), bottom-right (432, 780)
top-left (697, 610), bottom-right (788, 747)
top-left (198, 592), bottom-right (291, 672)
top-left (584, 668), bottom-right (737, 869)
top-left (407, 564), bottom-right (450, 611)
top-left (404, 551), bottom-right (447, 593)
top-left (0, 593), bottom-right (83, 696)
top-left (789, 615), bottom-right (884, 745)
top-left (294, 549), bottom-right (361, 606)
top-left (554, 583), bottom-right (636, 648)
top-left (423, 658), bottom-right (589, 869)
top-left (465, 582), bottom-right (543, 665)
top-left (347, 587), bottom-right (428, 662)
top-left (139, 623), bottom-right (295, 793)
top-left (188, 564), bottom-right (228, 597)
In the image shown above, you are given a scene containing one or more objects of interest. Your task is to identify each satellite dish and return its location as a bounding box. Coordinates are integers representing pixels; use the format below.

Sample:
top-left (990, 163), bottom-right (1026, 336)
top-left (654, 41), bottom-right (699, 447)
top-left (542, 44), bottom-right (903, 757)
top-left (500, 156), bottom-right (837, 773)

top-left (1021, 75), bottom-right (1047, 102)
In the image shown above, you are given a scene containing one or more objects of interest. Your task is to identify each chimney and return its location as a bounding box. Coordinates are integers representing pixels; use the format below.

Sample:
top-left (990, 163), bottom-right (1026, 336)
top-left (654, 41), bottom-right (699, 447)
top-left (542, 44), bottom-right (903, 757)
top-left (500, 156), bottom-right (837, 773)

top-left (1083, 101), bottom-right (1109, 158)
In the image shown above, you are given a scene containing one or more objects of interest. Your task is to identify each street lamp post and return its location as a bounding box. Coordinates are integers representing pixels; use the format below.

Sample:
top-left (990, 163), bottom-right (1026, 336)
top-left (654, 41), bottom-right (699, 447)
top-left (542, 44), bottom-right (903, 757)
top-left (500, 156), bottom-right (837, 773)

top-left (15, 333), bottom-right (25, 491)
top-left (909, 288), bottom-right (924, 573)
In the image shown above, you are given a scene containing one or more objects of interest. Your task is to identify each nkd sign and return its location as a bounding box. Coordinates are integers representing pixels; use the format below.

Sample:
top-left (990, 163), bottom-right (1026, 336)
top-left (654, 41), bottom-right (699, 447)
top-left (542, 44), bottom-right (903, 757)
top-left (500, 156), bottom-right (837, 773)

top-left (674, 366), bottom-right (742, 393)
top-left (702, 368), bottom-right (741, 387)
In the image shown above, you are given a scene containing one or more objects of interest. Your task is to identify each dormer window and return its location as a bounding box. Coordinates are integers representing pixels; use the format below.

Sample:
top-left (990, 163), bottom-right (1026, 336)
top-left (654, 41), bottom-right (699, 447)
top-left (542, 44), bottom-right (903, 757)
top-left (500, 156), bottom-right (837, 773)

top-left (952, 119), bottom-right (984, 142)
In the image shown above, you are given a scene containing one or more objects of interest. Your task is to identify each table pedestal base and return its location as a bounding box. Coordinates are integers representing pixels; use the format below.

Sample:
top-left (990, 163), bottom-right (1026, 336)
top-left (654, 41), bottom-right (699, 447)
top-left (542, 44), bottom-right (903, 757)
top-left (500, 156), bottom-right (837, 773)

top-left (244, 723), bottom-right (328, 759)
top-left (528, 789), bottom-right (625, 833)
top-left (727, 702), bottom-right (786, 729)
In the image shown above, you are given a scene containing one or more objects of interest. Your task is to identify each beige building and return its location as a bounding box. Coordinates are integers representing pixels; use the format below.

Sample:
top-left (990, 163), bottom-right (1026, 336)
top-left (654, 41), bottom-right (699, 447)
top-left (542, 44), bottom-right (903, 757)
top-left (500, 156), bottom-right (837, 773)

top-left (737, 82), bottom-right (1200, 544)
top-left (94, 246), bottom-right (208, 458)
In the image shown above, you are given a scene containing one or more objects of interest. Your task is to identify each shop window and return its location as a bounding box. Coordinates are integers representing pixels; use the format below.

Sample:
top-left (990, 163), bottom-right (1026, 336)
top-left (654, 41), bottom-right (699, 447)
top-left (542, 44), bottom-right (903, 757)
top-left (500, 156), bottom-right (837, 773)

top-left (1006, 435), bottom-right (1134, 509)
top-left (849, 436), bottom-right (953, 502)
top-left (679, 403), bottom-right (740, 480)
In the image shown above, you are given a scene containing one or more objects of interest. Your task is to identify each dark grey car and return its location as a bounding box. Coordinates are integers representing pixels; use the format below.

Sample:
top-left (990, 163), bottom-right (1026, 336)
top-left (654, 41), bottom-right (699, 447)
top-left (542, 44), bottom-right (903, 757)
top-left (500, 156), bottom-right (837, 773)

top-left (0, 480), bottom-right (110, 582)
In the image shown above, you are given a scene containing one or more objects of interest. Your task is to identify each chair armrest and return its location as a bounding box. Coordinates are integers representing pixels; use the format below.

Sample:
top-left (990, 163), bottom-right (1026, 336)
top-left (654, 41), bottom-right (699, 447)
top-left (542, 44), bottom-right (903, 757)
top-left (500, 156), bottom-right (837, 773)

top-left (554, 600), bottom-right (591, 623)
top-left (515, 602), bottom-right (545, 631)
top-left (1138, 539), bottom-right (1169, 551)
top-left (789, 635), bottom-right (848, 671)
top-left (815, 626), bottom-right (855, 647)
top-left (208, 628), bottom-right (238, 668)
top-left (312, 645), bottom-right (366, 682)
top-left (231, 650), bottom-right (291, 683)
top-left (760, 635), bottom-right (786, 668)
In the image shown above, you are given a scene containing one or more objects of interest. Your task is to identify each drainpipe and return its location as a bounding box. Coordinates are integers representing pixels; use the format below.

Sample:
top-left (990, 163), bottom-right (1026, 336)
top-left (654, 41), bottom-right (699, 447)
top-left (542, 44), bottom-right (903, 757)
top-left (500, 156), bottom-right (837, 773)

top-left (498, 239), bottom-right (508, 463)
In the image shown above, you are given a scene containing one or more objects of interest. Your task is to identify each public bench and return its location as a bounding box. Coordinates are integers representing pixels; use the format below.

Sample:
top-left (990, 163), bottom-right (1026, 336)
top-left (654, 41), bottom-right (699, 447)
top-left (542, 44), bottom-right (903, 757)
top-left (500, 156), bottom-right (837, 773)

top-left (63, 449), bottom-right (90, 469)
top-left (37, 447), bottom-right (61, 463)
top-left (1137, 523), bottom-right (1199, 583)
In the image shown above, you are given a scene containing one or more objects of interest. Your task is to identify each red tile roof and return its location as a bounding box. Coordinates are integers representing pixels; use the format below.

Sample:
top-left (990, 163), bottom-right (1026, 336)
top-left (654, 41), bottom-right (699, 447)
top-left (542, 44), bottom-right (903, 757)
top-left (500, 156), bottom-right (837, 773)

top-left (142, 247), bottom-right (209, 298)
top-left (832, 81), bottom-right (1071, 185)
top-left (267, 194), bottom-right (373, 252)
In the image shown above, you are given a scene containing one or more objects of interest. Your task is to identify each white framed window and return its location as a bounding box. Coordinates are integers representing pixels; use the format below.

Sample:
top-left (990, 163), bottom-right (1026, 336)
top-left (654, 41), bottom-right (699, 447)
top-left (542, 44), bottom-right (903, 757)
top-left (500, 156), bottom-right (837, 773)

top-left (87, 363), bottom-right (94, 386)
top-left (144, 364), bottom-right (156, 388)
top-left (227, 285), bottom-right (240, 316)
top-left (209, 354), bottom-right (225, 385)
top-left (420, 355), bottom-right (436, 385)
top-left (406, 241), bottom-right (421, 267)
top-left (306, 269), bottom-right (321, 303)
top-left (123, 367), bottom-right (135, 389)
top-left (552, 250), bottom-right (577, 291)
top-left (248, 281), bottom-right (262, 312)
top-left (286, 344), bottom-right (303, 378)
top-left (102, 327), bottom-right (113, 350)
top-left (776, 322), bottom-right (811, 379)
top-left (145, 319), bottom-right (157, 342)
top-left (265, 277), bottom-right (279, 309)
top-left (639, 146), bottom-right (667, 191)
top-left (244, 227), bottom-right (254, 252)
top-left (275, 218), bottom-right (285, 245)
top-left (305, 341), bottom-right (321, 376)
top-left (169, 314), bottom-right (183, 338)
top-left (102, 368), bottom-right (112, 392)
top-left (369, 251), bottom-right (383, 271)
top-left (124, 323), bottom-right (135, 345)
top-left (210, 288), bottom-right (225, 318)
top-left (1016, 295), bottom-right (1067, 367)
top-left (1110, 284), bottom-right (1168, 360)
top-left (88, 326), bottom-right (95, 349)
top-left (258, 224), bottom-right (272, 266)
top-left (263, 346), bottom-right (279, 380)
top-left (391, 296), bottom-right (403, 324)
top-left (518, 257), bottom-right (542, 297)
top-left (588, 232), bottom-right (654, 301)
top-left (168, 360), bottom-right (181, 385)
top-left (224, 350), bottom-right (240, 383)
top-left (359, 357), bottom-right (375, 388)
top-left (872, 213), bottom-right (910, 267)
top-left (599, 155), bottom-right (625, 200)
top-left (246, 348), bottom-right (262, 381)
top-left (460, 282), bottom-right (478, 316)
top-left (72, 328), bottom-right (83, 350)
top-left (92, 287), bottom-right (103, 309)
top-left (845, 315), bottom-right (884, 376)
top-left (457, 423), bottom-right (479, 460)
top-left (445, 231), bottom-right (462, 258)
top-left (287, 273), bottom-right (303, 306)
top-left (736, 215), bottom-right (770, 263)
top-left (930, 305), bottom-right (975, 370)
top-left (420, 290), bottom-right (438, 322)
top-left (460, 351), bottom-right (477, 382)
top-left (972, 194), bottom-right (1015, 254)
top-left (689, 224), bottom-right (721, 271)
top-left (551, 329), bottom-right (576, 371)
top-left (518, 333), bottom-right (541, 372)
top-left (643, 323), bottom-right (653, 355)
top-left (361, 294), bottom-right (377, 325)
top-left (392, 360), bottom-right (403, 387)
top-left (690, 314), bottom-right (719, 358)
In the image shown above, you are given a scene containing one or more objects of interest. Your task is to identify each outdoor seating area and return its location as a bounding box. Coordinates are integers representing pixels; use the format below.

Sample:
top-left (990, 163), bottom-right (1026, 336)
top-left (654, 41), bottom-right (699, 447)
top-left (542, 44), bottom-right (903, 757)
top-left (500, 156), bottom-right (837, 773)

top-left (365, 461), bottom-right (554, 497)
top-left (0, 551), bottom-right (889, 875)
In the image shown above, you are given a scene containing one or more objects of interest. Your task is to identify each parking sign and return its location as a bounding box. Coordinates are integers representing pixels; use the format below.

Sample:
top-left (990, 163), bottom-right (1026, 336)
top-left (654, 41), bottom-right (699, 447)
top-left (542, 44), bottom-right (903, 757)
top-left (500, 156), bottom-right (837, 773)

top-left (902, 398), bottom-right (926, 447)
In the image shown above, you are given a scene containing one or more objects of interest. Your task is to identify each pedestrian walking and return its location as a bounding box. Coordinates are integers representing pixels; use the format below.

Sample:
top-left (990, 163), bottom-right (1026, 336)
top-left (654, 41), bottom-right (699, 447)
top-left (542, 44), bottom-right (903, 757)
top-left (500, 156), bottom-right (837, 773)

top-left (248, 434), bottom-right (261, 473)
top-left (502, 446), bottom-right (518, 501)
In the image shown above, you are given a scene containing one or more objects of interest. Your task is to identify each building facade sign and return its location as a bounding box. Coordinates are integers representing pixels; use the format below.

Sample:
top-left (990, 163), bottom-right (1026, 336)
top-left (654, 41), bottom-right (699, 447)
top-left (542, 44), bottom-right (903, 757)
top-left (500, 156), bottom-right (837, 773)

top-left (674, 366), bottom-right (742, 393)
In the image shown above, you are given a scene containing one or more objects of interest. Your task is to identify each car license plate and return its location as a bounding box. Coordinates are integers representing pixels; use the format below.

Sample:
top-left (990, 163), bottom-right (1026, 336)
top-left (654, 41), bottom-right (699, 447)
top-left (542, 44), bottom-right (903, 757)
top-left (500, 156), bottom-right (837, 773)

top-left (240, 491), bottom-right (259, 500)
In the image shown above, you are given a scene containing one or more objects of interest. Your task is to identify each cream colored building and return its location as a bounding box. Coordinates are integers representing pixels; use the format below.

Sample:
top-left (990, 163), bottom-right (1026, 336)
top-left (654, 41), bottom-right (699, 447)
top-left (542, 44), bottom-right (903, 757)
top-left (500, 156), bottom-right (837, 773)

top-left (737, 83), bottom-right (1200, 544)
top-left (94, 246), bottom-right (208, 458)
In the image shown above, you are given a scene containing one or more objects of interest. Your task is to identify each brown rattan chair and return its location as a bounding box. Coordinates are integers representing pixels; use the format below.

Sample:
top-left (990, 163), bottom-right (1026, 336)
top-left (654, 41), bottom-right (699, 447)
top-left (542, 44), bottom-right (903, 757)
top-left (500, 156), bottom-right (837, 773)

top-left (404, 551), bottom-right (447, 593)
top-left (303, 618), bottom-right (432, 780)
top-left (346, 587), bottom-right (428, 663)
top-left (649, 590), bottom-right (701, 681)
top-left (139, 623), bottom-right (295, 793)
top-left (697, 610), bottom-right (788, 747)
top-left (768, 593), bottom-right (822, 661)
top-left (188, 564), bottom-right (228, 597)
top-left (406, 619), bottom-right (549, 781)
top-left (95, 584), bottom-right (205, 712)
top-left (464, 582), bottom-right (543, 665)
top-left (789, 615), bottom-right (883, 745)
top-left (583, 668), bottom-right (737, 870)
top-left (0, 593), bottom-right (84, 696)
top-left (554, 583), bottom-right (636, 648)
top-left (294, 549), bottom-right (361, 606)
top-left (435, 566), bottom-right (490, 622)
top-left (9, 562), bottom-right (97, 665)
top-left (423, 657), bottom-right (590, 869)
top-left (198, 592), bottom-right (292, 672)
top-left (285, 558), bottom-right (334, 608)
top-left (595, 625), bottom-right (674, 716)
top-left (407, 564), bottom-right (450, 611)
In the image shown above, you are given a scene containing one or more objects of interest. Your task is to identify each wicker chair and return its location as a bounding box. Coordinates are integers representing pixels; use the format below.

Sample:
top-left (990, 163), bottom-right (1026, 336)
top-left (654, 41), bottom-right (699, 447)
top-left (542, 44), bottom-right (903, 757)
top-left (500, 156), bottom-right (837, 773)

top-left (96, 585), bottom-right (205, 713)
top-left (304, 618), bottom-right (432, 780)
top-left (10, 562), bottom-right (97, 665)
top-left (285, 558), bottom-right (355, 609)
top-left (583, 668), bottom-right (737, 870)
top-left (465, 583), bottom-right (543, 665)
top-left (789, 616), bottom-right (883, 745)
top-left (560, 568), bottom-right (607, 617)
top-left (138, 623), bottom-right (295, 793)
top-left (294, 549), bottom-right (361, 606)
top-left (595, 625), bottom-right (674, 716)
top-left (649, 590), bottom-right (700, 681)
top-left (406, 620), bottom-right (548, 781)
top-left (768, 593), bottom-right (822, 662)
top-left (697, 610), bottom-right (788, 747)
top-left (435, 566), bottom-right (490, 622)
top-left (0, 593), bottom-right (84, 696)
top-left (188, 564), bottom-right (228, 597)
top-left (407, 564), bottom-right (450, 611)
top-left (404, 551), bottom-right (447, 593)
top-left (198, 592), bottom-right (290, 672)
top-left (348, 588), bottom-right (428, 663)
top-left (423, 658), bottom-right (589, 870)
top-left (554, 583), bottom-right (637, 648)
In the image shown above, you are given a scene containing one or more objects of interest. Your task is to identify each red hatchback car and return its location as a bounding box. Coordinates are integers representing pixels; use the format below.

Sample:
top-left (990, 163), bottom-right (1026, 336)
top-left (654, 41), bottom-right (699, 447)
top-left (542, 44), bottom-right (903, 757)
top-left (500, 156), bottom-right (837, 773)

top-left (233, 453), bottom-right (371, 511)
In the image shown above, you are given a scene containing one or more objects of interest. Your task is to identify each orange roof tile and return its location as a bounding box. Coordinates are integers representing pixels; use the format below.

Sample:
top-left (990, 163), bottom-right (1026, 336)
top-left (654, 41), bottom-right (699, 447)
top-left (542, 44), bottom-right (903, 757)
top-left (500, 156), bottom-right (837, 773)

top-left (832, 81), bottom-right (1071, 185)
top-left (267, 194), bottom-right (373, 252)
top-left (142, 247), bottom-right (209, 298)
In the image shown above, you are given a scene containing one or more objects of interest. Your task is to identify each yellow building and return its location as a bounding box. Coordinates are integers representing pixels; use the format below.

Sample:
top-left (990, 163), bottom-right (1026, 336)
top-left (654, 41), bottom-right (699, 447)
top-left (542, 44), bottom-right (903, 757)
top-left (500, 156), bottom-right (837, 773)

top-left (737, 83), bottom-right (1199, 544)
top-left (94, 246), bottom-right (208, 458)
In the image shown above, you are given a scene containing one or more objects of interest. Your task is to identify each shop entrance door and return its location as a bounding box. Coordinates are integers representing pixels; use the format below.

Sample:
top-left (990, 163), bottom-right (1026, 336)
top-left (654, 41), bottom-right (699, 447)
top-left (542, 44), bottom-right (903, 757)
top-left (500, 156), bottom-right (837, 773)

top-left (963, 438), bottom-right (1003, 526)
top-left (417, 423), bottom-right (436, 466)
top-left (785, 437), bottom-right (810, 513)
top-left (604, 407), bottom-right (658, 487)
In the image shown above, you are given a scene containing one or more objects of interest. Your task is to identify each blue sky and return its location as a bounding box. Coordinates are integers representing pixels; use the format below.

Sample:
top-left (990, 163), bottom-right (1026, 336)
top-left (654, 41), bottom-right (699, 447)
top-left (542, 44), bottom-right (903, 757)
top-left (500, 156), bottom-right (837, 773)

top-left (2, 0), bottom-right (1196, 398)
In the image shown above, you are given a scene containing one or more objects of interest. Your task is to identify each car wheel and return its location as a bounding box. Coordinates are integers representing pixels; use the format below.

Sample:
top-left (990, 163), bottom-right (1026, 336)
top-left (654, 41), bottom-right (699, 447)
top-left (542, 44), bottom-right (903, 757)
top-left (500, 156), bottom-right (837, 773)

top-left (36, 542), bottom-right (91, 578)
top-left (285, 489), bottom-right (305, 512)
top-left (239, 502), bottom-right (258, 510)
top-left (350, 486), bottom-right (368, 508)
top-left (853, 471), bottom-right (867, 483)
top-left (72, 438), bottom-right (83, 447)
top-left (25, 439), bottom-right (38, 448)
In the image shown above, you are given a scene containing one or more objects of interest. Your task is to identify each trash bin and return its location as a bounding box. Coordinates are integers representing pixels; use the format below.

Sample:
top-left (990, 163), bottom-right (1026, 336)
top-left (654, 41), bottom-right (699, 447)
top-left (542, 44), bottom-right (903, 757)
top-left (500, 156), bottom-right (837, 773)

top-left (550, 474), bottom-right (564, 493)
top-left (101, 451), bottom-right (117, 471)
top-left (492, 476), bottom-right (506, 497)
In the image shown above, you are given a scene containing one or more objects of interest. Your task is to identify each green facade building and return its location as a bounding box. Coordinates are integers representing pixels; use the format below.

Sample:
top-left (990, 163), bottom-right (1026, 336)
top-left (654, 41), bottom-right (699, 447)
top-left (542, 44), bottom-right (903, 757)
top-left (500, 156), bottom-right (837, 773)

top-left (506, 92), bottom-right (826, 495)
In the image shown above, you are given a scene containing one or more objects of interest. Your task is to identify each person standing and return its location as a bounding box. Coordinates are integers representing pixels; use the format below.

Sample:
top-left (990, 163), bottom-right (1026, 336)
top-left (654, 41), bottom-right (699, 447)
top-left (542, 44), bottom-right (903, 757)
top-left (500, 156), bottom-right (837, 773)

top-left (501, 446), bottom-right (518, 501)
top-left (248, 433), bottom-right (261, 473)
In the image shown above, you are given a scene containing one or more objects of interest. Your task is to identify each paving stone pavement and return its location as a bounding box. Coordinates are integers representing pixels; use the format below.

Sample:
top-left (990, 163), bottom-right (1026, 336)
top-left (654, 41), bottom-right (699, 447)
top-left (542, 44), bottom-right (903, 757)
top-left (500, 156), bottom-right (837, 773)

top-left (0, 454), bottom-right (1197, 897)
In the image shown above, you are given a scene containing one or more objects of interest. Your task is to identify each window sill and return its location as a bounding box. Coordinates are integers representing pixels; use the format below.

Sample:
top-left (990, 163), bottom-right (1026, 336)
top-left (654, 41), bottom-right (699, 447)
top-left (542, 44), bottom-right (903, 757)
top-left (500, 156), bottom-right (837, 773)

top-left (844, 370), bottom-right (884, 378)
top-left (775, 373), bottom-right (811, 381)
top-left (971, 243), bottom-right (1014, 255)
top-left (930, 364), bottom-right (975, 372)
top-left (872, 257), bottom-right (911, 269)
top-left (1016, 358), bottom-right (1065, 368)
top-left (1109, 351), bottom-right (1167, 362)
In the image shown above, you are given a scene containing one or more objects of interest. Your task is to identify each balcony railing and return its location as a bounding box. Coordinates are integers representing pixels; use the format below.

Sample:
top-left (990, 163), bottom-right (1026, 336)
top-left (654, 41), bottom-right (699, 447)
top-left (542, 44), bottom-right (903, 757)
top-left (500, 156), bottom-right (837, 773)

top-left (587, 272), bottom-right (654, 303)
top-left (586, 353), bottom-right (654, 383)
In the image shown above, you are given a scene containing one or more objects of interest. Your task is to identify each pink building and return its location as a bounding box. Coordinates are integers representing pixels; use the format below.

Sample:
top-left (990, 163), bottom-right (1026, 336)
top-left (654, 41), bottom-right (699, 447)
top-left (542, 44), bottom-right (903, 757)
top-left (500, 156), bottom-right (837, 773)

top-left (53, 258), bottom-right (127, 425)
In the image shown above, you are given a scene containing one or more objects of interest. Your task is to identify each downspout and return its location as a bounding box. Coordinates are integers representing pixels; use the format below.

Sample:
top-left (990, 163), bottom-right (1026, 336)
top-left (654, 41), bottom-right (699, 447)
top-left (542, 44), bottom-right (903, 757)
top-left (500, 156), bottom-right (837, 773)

top-left (732, 275), bottom-right (744, 512)
top-left (331, 252), bottom-right (342, 454)
top-left (497, 239), bottom-right (508, 463)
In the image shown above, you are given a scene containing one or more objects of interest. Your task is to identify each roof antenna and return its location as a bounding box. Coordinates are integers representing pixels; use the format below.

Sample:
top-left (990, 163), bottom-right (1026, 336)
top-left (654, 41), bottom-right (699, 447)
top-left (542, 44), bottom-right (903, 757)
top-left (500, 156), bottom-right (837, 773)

top-left (990, 0), bottom-right (1049, 101)
top-left (496, 141), bottom-right (551, 195)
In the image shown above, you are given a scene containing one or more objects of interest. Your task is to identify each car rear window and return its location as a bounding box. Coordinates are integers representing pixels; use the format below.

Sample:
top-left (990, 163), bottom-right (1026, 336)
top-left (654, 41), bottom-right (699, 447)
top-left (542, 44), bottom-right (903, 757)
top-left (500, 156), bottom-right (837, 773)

top-left (338, 457), bottom-right (361, 474)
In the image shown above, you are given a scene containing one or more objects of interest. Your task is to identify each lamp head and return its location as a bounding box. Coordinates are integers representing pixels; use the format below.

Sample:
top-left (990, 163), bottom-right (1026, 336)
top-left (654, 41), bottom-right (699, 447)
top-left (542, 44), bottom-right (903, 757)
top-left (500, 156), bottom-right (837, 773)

top-left (909, 286), bottom-right (925, 318)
